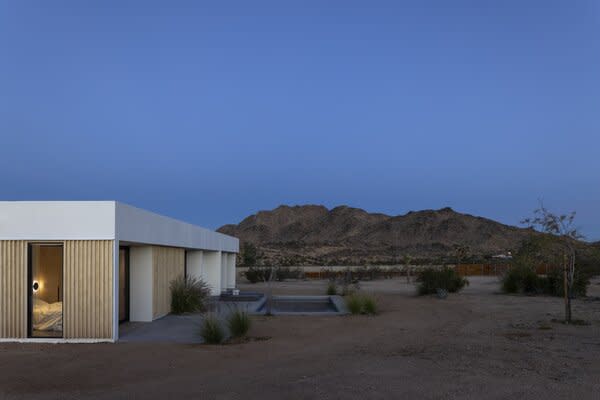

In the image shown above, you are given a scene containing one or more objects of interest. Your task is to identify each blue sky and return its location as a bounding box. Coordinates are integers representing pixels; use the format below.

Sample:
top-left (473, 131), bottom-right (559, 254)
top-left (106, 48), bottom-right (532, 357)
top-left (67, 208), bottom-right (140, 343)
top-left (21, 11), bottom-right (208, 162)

top-left (1, 1), bottom-right (599, 239)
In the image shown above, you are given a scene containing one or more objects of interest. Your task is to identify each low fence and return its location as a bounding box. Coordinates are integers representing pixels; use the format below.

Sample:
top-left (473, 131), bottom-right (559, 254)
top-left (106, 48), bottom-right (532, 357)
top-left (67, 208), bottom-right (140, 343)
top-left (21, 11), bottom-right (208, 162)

top-left (237, 264), bottom-right (528, 281)
top-left (454, 264), bottom-right (510, 276)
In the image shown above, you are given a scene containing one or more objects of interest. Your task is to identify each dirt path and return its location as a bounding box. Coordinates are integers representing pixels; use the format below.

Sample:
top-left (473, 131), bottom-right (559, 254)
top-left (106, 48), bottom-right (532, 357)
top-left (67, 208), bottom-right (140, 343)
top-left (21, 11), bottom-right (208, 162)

top-left (1, 277), bottom-right (599, 399)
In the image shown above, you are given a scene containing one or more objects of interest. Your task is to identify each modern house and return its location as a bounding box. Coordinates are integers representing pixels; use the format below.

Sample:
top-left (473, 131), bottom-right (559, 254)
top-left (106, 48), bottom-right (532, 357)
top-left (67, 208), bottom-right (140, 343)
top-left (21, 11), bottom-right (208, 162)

top-left (0, 201), bottom-right (239, 343)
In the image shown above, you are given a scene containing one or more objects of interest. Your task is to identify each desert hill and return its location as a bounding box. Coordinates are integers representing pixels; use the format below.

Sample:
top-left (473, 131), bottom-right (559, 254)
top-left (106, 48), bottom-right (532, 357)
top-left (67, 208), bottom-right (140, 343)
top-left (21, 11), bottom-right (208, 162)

top-left (218, 205), bottom-right (544, 265)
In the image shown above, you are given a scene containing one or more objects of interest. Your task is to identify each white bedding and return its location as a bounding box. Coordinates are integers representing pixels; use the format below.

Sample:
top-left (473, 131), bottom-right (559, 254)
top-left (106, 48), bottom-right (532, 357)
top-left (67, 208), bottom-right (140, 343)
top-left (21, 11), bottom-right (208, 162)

top-left (33, 298), bottom-right (63, 332)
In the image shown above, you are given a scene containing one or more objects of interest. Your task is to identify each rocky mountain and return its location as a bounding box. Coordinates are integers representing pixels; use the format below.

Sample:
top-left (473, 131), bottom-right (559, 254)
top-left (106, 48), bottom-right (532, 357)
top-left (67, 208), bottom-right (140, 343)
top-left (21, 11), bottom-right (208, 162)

top-left (218, 205), bottom-right (544, 265)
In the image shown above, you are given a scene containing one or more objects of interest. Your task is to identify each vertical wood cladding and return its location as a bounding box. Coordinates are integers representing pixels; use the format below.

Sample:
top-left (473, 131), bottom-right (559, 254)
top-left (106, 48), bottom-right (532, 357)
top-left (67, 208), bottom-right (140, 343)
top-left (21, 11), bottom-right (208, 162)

top-left (0, 241), bottom-right (27, 338)
top-left (152, 246), bottom-right (185, 319)
top-left (63, 240), bottom-right (113, 339)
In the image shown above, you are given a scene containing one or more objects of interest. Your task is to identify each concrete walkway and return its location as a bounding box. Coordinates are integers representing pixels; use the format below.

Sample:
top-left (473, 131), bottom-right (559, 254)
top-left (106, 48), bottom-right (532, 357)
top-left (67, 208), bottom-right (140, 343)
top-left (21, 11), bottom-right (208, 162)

top-left (119, 313), bottom-right (205, 344)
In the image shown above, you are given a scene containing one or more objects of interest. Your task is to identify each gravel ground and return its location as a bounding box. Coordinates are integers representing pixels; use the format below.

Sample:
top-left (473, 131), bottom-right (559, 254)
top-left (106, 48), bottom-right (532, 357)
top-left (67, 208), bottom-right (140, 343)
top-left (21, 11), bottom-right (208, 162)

top-left (1, 276), bottom-right (599, 400)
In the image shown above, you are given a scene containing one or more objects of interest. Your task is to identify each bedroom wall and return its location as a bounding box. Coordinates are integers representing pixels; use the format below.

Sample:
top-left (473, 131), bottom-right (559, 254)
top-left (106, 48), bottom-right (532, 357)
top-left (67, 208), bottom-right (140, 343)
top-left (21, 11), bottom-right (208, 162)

top-left (152, 246), bottom-right (185, 320)
top-left (34, 246), bottom-right (63, 304)
top-left (0, 241), bottom-right (27, 338)
top-left (63, 240), bottom-right (114, 339)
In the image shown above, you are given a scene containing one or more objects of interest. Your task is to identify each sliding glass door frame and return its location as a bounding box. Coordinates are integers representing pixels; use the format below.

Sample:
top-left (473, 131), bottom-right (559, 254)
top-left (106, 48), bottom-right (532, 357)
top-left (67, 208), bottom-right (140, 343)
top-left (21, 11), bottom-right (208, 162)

top-left (119, 246), bottom-right (130, 323)
top-left (27, 242), bottom-right (65, 339)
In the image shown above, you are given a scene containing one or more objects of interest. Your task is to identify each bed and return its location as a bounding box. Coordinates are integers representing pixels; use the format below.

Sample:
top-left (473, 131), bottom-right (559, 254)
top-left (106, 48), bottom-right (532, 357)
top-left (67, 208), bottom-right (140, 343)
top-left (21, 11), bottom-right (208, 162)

top-left (32, 298), bottom-right (63, 332)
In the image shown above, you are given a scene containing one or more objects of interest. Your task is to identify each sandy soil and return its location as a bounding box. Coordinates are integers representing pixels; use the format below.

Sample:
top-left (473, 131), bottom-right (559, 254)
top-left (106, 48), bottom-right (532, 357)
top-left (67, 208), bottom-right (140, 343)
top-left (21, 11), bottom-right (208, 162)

top-left (1, 277), bottom-right (599, 400)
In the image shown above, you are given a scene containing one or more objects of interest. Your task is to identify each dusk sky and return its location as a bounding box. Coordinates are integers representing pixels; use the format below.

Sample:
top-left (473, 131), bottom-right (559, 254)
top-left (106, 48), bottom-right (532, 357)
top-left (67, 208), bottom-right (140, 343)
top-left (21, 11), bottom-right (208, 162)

top-left (1, 1), bottom-right (599, 239)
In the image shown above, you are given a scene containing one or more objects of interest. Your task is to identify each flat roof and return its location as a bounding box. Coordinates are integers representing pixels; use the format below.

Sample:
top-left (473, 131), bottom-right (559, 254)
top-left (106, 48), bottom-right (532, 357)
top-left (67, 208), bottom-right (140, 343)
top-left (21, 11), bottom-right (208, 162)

top-left (0, 201), bottom-right (238, 253)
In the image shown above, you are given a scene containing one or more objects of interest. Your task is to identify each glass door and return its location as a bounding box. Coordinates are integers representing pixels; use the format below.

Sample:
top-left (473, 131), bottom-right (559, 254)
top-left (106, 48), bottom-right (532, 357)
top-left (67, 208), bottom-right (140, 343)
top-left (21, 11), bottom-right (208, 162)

top-left (29, 243), bottom-right (64, 338)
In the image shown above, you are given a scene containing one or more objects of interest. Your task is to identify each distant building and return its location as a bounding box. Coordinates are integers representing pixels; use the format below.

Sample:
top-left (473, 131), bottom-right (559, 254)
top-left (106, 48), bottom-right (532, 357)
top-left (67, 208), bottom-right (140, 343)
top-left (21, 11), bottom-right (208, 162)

top-left (492, 251), bottom-right (512, 260)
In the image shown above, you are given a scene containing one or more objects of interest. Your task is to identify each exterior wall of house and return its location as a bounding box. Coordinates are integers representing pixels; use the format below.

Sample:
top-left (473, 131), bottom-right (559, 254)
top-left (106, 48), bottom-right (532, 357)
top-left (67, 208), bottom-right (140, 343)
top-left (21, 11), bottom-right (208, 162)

top-left (129, 246), bottom-right (153, 322)
top-left (0, 240), bottom-right (113, 340)
top-left (227, 253), bottom-right (236, 288)
top-left (63, 240), bottom-right (114, 339)
top-left (152, 246), bottom-right (185, 320)
top-left (220, 252), bottom-right (228, 291)
top-left (186, 250), bottom-right (203, 281)
top-left (202, 251), bottom-right (222, 296)
top-left (0, 241), bottom-right (27, 338)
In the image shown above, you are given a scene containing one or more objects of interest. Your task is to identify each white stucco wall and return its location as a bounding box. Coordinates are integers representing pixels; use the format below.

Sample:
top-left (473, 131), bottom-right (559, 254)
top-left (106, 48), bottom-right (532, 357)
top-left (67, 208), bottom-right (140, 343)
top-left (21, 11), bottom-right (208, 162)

top-left (220, 252), bottom-right (228, 291)
top-left (186, 250), bottom-right (204, 280)
top-left (0, 201), bottom-right (115, 240)
top-left (129, 246), bottom-right (154, 322)
top-left (227, 253), bottom-right (236, 288)
top-left (203, 251), bottom-right (222, 296)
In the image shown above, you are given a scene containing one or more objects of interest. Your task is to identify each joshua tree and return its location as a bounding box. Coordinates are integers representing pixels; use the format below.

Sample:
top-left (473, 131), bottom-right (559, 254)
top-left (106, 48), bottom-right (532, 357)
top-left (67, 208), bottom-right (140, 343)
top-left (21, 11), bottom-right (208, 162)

top-left (522, 201), bottom-right (583, 323)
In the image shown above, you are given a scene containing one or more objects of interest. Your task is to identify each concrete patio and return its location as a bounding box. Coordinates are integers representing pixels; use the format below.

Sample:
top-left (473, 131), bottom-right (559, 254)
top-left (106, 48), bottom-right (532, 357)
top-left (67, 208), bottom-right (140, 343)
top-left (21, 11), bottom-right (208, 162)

top-left (119, 314), bottom-right (206, 344)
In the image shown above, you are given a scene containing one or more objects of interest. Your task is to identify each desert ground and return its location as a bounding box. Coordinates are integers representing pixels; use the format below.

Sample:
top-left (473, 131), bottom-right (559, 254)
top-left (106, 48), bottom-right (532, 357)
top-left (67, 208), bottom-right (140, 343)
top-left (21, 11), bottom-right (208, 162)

top-left (1, 276), bottom-right (599, 400)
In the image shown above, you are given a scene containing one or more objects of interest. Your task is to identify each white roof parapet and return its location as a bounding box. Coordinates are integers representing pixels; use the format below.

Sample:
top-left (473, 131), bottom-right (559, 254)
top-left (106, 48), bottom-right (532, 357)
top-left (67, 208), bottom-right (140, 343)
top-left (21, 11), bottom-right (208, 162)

top-left (115, 202), bottom-right (238, 253)
top-left (0, 201), bottom-right (238, 253)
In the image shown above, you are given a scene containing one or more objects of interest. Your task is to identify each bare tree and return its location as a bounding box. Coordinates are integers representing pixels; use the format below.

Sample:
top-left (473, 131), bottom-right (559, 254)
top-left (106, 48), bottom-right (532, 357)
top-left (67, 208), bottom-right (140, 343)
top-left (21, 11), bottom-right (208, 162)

top-left (521, 201), bottom-right (583, 323)
top-left (263, 266), bottom-right (275, 316)
top-left (402, 254), bottom-right (413, 283)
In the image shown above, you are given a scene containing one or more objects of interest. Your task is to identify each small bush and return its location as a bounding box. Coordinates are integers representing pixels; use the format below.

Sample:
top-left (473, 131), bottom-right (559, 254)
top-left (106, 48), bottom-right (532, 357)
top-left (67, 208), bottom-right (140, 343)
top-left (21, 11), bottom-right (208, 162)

top-left (170, 275), bottom-right (211, 314)
top-left (346, 295), bottom-right (362, 314)
top-left (326, 282), bottom-right (337, 295)
top-left (502, 265), bottom-right (590, 297)
top-left (346, 294), bottom-right (378, 315)
top-left (501, 267), bottom-right (522, 293)
top-left (201, 315), bottom-right (225, 344)
top-left (509, 266), bottom-right (540, 294)
top-left (544, 268), bottom-right (589, 298)
top-left (362, 295), bottom-right (378, 315)
top-left (244, 267), bottom-right (268, 283)
top-left (416, 267), bottom-right (469, 295)
top-left (227, 309), bottom-right (251, 338)
top-left (502, 265), bottom-right (545, 295)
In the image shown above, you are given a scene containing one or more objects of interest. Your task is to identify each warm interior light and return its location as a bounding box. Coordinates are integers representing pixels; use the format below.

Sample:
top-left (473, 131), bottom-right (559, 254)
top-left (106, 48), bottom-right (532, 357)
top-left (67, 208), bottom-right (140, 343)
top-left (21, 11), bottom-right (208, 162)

top-left (32, 281), bottom-right (40, 293)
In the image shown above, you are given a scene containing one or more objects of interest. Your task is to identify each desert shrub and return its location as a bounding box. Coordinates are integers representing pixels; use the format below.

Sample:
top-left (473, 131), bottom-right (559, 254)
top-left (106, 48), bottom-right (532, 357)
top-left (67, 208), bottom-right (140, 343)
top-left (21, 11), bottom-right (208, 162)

top-left (362, 295), bottom-right (378, 315)
top-left (170, 275), bottom-right (211, 314)
top-left (275, 267), bottom-right (305, 281)
top-left (416, 267), bottom-right (469, 295)
top-left (244, 267), bottom-right (270, 283)
top-left (200, 315), bottom-right (225, 344)
top-left (542, 268), bottom-right (590, 298)
top-left (326, 281), bottom-right (337, 295)
top-left (241, 242), bottom-right (258, 266)
top-left (346, 294), bottom-right (362, 314)
top-left (502, 266), bottom-right (541, 294)
top-left (346, 294), bottom-right (378, 315)
top-left (501, 267), bottom-right (522, 293)
top-left (227, 309), bottom-right (251, 338)
top-left (502, 265), bottom-right (590, 297)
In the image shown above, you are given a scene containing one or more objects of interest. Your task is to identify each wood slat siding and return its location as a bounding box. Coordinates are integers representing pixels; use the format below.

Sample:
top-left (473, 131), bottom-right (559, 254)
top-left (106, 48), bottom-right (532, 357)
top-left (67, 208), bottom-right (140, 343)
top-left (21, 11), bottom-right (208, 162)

top-left (64, 240), bottom-right (113, 339)
top-left (152, 246), bottom-right (185, 319)
top-left (0, 241), bottom-right (27, 338)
